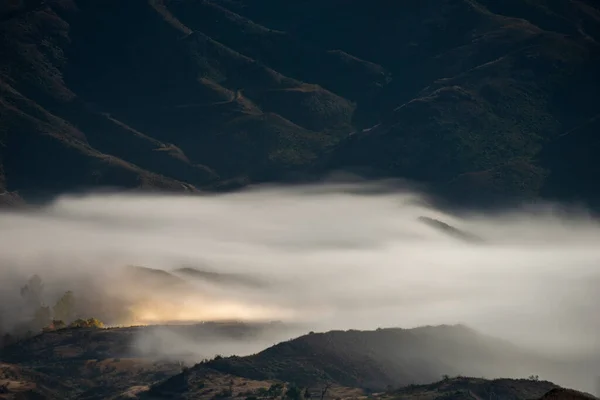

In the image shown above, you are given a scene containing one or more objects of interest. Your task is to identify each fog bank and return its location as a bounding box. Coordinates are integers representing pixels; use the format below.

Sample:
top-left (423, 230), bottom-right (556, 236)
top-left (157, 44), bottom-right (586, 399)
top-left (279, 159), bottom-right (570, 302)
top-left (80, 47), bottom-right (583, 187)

top-left (0, 181), bottom-right (599, 390)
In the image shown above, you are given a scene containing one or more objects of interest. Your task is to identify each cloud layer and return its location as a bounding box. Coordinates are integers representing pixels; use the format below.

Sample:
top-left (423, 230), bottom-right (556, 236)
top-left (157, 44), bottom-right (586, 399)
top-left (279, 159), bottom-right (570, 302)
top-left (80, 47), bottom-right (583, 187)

top-left (0, 181), bottom-right (599, 386)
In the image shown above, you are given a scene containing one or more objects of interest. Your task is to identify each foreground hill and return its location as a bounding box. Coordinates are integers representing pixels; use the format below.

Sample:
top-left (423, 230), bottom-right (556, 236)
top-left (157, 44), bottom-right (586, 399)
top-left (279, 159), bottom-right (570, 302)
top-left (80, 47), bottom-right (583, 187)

top-left (0, 361), bottom-right (577, 400)
top-left (0, 0), bottom-right (599, 206)
top-left (0, 322), bottom-right (296, 399)
top-left (1, 324), bottom-right (598, 399)
top-left (144, 372), bottom-right (564, 400)
top-left (201, 325), bottom-right (551, 391)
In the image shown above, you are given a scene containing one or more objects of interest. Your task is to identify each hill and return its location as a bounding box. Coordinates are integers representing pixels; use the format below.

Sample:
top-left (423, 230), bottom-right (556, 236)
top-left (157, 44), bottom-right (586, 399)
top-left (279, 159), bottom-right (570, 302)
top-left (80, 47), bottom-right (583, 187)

top-left (144, 371), bottom-right (564, 400)
top-left (386, 377), bottom-right (559, 400)
top-left (1, 324), bottom-right (598, 399)
top-left (200, 325), bottom-right (553, 391)
top-left (0, 322), bottom-right (296, 399)
top-left (0, 0), bottom-right (599, 206)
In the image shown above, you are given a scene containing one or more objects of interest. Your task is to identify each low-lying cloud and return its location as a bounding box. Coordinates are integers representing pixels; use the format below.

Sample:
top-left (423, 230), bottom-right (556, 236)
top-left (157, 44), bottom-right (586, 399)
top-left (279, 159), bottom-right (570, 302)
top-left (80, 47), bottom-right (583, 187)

top-left (0, 181), bottom-right (599, 391)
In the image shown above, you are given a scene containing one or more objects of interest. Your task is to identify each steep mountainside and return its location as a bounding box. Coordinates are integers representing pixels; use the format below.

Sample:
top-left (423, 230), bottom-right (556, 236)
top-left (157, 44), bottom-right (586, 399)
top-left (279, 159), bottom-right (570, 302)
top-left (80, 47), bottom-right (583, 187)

top-left (0, 0), bottom-right (599, 206)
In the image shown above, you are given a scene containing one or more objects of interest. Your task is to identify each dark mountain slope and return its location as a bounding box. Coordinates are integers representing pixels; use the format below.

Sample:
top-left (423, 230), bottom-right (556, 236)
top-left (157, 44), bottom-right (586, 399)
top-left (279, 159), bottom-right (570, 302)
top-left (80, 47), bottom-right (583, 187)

top-left (216, 0), bottom-right (600, 204)
top-left (0, 0), bottom-right (599, 206)
top-left (0, 0), bottom-right (352, 200)
top-left (324, 34), bottom-right (600, 203)
top-left (0, 77), bottom-right (196, 198)
top-left (0, 2), bottom-right (213, 198)
top-left (539, 114), bottom-right (600, 203)
top-left (476, 0), bottom-right (600, 41)
top-left (164, 0), bottom-right (390, 106)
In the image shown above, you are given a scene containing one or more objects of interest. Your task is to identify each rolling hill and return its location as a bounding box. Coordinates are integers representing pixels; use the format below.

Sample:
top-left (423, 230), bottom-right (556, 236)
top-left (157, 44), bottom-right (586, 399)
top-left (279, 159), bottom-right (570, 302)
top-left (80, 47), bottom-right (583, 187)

top-left (1, 324), bottom-right (597, 399)
top-left (199, 325), bottom-right (583, 392)
top-left (0, 0), bottom-right (599, 207)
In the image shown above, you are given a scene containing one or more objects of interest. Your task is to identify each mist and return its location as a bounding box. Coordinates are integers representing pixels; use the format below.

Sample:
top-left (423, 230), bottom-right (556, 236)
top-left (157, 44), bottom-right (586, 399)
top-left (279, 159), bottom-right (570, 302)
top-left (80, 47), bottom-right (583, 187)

top-left (0, 181), bottom-right (599, 392)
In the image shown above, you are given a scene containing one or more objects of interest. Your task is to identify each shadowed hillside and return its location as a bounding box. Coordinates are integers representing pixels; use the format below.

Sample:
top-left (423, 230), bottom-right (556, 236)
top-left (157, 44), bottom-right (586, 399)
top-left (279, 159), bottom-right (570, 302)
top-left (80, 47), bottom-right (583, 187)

top-left (0, 0), bottom-right (599, 207)
top-left (199, 326), bottom-right (599, 393)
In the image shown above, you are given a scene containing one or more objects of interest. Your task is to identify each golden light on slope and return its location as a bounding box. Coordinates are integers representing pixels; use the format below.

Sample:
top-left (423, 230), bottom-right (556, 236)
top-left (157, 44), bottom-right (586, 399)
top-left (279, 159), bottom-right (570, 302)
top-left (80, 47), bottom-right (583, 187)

top-left (98, 266), bottom-right (298, 325)
top-left (125, 296), bottom-right (295, 325)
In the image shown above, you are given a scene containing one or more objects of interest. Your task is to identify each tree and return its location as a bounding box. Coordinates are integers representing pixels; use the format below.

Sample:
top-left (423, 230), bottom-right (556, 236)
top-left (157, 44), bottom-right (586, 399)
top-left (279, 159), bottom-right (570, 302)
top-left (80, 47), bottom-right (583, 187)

top-left (304, 388), bottom-right (312, 400)
top-left (53, 291), bottom-right (76, 323)
top-left (1, 333), bottom-right (13, 348)
top-left (32, 305), bottom-right (51, 330)
top-left (285, 384), bottom-right (303, 400)
top-left (256, 388), bottom-right (269, 397)
top-left (319, 383), bottom-right (332, 400)
top-left (268, 383), bottom-right (284, 398)
top-left (20, 275), bottom-right (44, 307)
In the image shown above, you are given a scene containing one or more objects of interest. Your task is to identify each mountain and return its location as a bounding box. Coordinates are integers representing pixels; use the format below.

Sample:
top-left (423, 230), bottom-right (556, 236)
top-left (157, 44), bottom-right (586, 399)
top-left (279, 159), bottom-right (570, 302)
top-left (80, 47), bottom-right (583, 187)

top-left (0, 0), bottom-right (599, 207)
top-left (1, 324), bottom-right (596, 399)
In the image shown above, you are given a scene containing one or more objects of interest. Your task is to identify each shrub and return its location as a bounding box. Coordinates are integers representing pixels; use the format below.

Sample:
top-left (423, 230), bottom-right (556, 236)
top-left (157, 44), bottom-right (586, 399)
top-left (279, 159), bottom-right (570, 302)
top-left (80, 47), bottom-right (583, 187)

top-left (285, 384), bottom-right (303, 400)
top-left (69, 318), bottom-right (104, 329)
top-left (0, 383), bottom-right (9, 394)
top-left (213, 388), bottom-right (233, 399)
top-left (53, 320), bottom-right (66, 330)
top-left (268, 383), bottom-right (284, 398)
top-left (42, 320), bottom-right (66, 332)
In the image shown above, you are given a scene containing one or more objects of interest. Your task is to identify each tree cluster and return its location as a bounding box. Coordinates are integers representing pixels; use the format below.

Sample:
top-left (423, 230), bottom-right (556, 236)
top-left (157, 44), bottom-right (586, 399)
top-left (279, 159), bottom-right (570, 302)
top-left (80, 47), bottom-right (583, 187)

top-left (19, 275), bottom-right (79, 331)
top-left (1, 275), bottom-right (105, 346)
